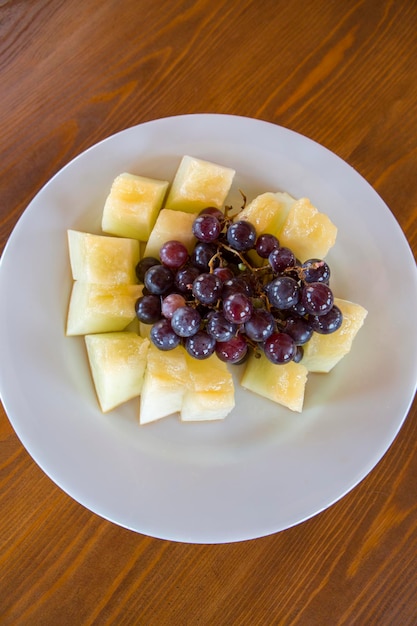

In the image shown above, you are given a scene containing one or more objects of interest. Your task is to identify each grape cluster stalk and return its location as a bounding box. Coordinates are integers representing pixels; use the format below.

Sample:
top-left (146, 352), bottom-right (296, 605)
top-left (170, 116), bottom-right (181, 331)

top-left (134, 205), bottom-right (343, 364)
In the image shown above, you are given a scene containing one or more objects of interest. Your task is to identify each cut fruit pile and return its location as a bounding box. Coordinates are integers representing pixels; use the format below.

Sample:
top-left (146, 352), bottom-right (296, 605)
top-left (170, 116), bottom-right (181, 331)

top-left (66, 155), bottom-right (367, 422)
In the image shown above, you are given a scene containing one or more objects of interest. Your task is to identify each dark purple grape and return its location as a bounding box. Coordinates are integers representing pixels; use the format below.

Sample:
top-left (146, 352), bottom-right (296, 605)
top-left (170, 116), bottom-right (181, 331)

top-left (226, 220), bottom-right (257, 251)
top-left (150, 318), bottom-right (181, 350)
top-left (244, 309), bottom-right (275, 342)
top-left (206, 311), bottom-right (237, 342)
top-left (185, 331), bottom-right (216, 360)
top-left (268, 246), bottom-right (296, 273)
top-left (159, 240), bottom-right (189, 269)
top-left (135, 294), bottom-right (162, 324)
top-left (309, 305), bottom-right (343, 334)
top-left (170, 305), bottom-right (201, 337)
top-left (215, 335), bottom-right (248, 363)
top-left (161, 293), bottom-right (186, 319)
top-left (223, 292), bottom-right (253, 324)
top-left (221, 276), bottom-right (253, 299)
top-left (191, 242), bottom-right (218, 271)
top-left (266, 276), bottom-right (300, 310)
top-left (192, 273), bottom-right (222, 305)
top-left (199, 206), bottom-right (224, 221)
top-left (264, 332), bottom-right (296, 364)
top-left (213, 266), bottom-right (234, 282)
top-left (144, 264), bottom-right (174, 295)
top-left (255, 233), bottom-right (279, 258)
top-left (293, 346), bottom-right (304, 363)
top-left (302, 258), bottom-right (331, 284)
top-left (192, 214), bottom-right (222, 242)
top-left (175, 265), bottom-right (200, 293)
top-left (301, 282), bottom-right (334, 316)
top-left (135, 257), bottom-right (160, 283)
top-left (283, 315), bottom-right (313, 345)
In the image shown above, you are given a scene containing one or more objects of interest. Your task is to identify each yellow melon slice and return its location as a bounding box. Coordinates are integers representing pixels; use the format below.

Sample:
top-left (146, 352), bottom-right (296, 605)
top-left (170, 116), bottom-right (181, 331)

top-left (101, 172), bottom-right (169, 240)
top-left (144, 209), bottom-right (196, 259)
top-left (301, 298), bottom-right (368, 373)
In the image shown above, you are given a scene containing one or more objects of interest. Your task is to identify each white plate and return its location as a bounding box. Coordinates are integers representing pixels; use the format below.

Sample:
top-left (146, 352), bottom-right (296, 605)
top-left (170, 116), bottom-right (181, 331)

top-left (1, 114), bottom-right (416, 544)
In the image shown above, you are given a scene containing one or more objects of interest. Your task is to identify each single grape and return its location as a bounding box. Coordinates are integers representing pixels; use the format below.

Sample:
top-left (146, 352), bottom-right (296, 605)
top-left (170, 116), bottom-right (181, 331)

top-left (192, 273), bottom-right (222, 305)
top-left (268, 246), bottom-right (296, 273)
top-left (264, 332), bottom-right (296, 364)
top-left (244, 308), bottom-right (275, 342)
top-left (161, 293), bottom-right (186, 319)
top-left (293, 345), bottom-right (304, 363)
top-left (199, 206), bottom-right (224, 221)
top-left (191, 242), bottom-right (218, 271)
top-left (185, 331), bottom-right (216, 360)
top-left (215, 334), bottom-right (248, 363)
top-left (159, 240), bottom-right (189, 269)
top-left (223, 292), bottom-right (253, 323)
top-left (135, 294), bottom-right (162, 324)
top-left (226, 220), bottom-right (257, 251)
top-left (266, 276), bottom-right (300, 309)
top-left (144, 264), bottom-right (174, 295)
top-left (206, 311), bottom-right (237, 341)
top-left (221, 276), bottom-right (253, 299)
top-left (255, 233), bottom-right (279, 258)
top-left (170, 305), bottom-right (201, 337)
top-left (283, 315), bottom-right (313, 345)
top-left (175, 265), bottom-right (200, 293)
top-left (135, 256), bottom-right (160, 283)
top-left (309, 305), bottom-right (343, 334)
top-left (150, 318), bottom-right (181, 351)
top-left (213, 266), bottom-right (234, 282)
top-left (192, 214), bottom-right (222, 243)
top-left (301, 282), bottom-right (334, 316)
top-left (302, 258), bottom-right (330, 284)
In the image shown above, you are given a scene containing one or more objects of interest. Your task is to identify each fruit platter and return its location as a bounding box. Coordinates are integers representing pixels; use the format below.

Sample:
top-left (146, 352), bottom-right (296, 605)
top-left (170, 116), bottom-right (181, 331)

top-left (1, 114), bottom-right (416, 543)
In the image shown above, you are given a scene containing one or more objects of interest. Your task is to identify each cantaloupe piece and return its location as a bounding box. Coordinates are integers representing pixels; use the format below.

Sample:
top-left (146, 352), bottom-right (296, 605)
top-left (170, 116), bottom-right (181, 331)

top-left (66, 282), bottom-right (142, 335)
top-left (241, 353), bottom-right (308, 413)
top-left (165, 155), bottom-right (235, 213)
top-left (101, 172), bottom-right (169, 240)
top-left (238, 191), bottom-right (295, 237)
top-left (301, 298), bottom-right (368, 373)
top-left (67, 230), bottom-right (140, 284)
top-left (85, 332), bottom-right (149, 412)
top-left (143, 209), bottom-right (196, 259)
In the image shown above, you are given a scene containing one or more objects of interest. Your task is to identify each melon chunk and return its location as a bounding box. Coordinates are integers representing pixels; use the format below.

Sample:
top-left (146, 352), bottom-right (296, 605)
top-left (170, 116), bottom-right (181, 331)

top-left (85, 332), bottom-right (149, 412)
top-left (139, 345), bottom-right (188, 424)
top-left (279, 198), bottom-right (337, 261)
top-left (67, 230), bottom-right (140, 284)
top-left (144, 209), bottom-right (196, 259)
top-left (181, 353), bottom-right (235, 421)
top-left (66, 282), bottom-right (142, 336)
top-left (238, 191), bottom-right (295, 237)
top-left (241, 353), bottom-right (308, 413)
top-left (101, 172), bottom-right (169, 240)
top-left (165, 155), bottom-right (235, 213)
top-left (301, 298), bottom-right (368, 373)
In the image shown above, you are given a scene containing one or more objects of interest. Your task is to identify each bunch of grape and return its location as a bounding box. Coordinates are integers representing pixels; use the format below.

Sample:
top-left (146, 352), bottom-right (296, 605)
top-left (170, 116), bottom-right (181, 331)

top-left (134, 207), bottom-right (342, 364)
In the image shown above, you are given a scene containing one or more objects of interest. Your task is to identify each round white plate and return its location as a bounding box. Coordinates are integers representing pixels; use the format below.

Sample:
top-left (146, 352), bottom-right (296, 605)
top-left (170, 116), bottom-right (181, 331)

top-left (1, 114), bottom-right (416, 544)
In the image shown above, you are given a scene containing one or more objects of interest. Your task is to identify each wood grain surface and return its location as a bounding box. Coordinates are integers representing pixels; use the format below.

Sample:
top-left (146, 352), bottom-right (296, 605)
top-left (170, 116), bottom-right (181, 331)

top-left (1, 0), bottom-right (417, 624)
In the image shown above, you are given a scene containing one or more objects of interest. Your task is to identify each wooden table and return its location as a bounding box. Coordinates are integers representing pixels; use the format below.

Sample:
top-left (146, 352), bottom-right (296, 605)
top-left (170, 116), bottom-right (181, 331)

top-left (1, 1), bottom-right (417, 623)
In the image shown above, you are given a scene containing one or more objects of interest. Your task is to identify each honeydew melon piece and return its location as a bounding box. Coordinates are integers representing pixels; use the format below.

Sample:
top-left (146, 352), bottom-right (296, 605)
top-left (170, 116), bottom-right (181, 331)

top-left (241, 353), bottom-right (308, 413)
top-left (279, 197), bottom-right (337, 262)
top-left (85, 332), bottom-right (149, 412)
top-left (165, 155), bottom-right (235, 213)
top-left (66, 282), bottom-right (142, 336)
top-left (181, 353), bottom-right (235, 421)
top-left (101, 172), bottom-right (169, 240)
top-left (139, 344), bottom-right (188, 424)
top-left (67, 230), bottom-right (140, 284)
top-left (144, 209), bottom-right (196, 259)
top-left (238, 191), bottom-right (296, 236)
top-left (301, 298), bottom-right (368, 373)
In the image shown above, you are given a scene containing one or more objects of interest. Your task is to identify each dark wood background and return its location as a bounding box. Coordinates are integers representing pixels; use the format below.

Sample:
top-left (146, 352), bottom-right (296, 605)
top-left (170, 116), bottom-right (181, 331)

top-left (1, 1), bottom-right (416, 624)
